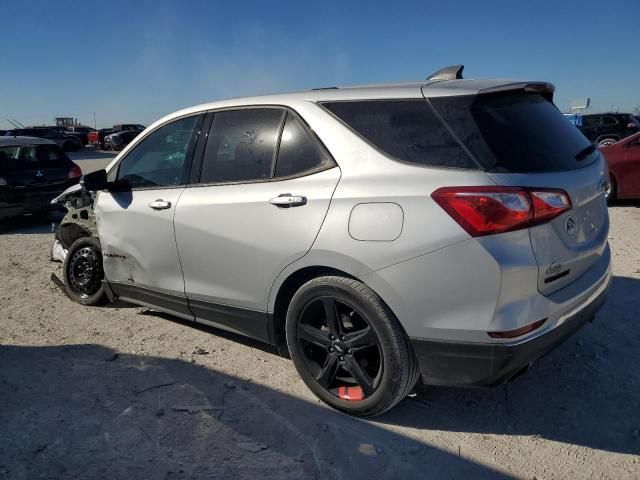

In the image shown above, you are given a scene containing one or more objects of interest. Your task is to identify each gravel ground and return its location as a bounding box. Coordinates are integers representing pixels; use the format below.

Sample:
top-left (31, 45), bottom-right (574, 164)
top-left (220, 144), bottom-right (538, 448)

top-left (0, 174), bottom-right (638, 478)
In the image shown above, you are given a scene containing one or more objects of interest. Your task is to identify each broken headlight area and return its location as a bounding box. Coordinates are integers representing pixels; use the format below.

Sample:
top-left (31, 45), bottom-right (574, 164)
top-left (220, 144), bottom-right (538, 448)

top-left (49, 188), bottom-right (98, 263)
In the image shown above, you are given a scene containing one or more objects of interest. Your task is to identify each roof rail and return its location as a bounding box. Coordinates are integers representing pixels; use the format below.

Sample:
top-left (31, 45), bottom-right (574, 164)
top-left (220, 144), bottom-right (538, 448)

top-left (426, 65), bottom-right (464, 81)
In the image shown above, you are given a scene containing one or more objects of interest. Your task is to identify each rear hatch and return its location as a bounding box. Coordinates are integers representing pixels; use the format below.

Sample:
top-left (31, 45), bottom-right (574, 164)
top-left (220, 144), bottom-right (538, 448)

top-left (428, 89), bottom-right (609, 295)
top-left (0, 144), bottom-right (74, 201)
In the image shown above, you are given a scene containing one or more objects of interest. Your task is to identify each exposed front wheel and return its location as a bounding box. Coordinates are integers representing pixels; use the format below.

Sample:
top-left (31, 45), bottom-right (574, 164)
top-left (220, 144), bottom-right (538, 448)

top-left (286, 276), bottom-right (419, 417)
top-left (63, 237), bottom-right (107, 306)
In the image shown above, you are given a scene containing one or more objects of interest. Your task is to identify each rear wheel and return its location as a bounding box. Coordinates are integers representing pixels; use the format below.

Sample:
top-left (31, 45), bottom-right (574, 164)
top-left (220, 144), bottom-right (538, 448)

top-left (285, 276), bottom-right (419, 417)
top-left (63, 237), bottom-right (107, 306)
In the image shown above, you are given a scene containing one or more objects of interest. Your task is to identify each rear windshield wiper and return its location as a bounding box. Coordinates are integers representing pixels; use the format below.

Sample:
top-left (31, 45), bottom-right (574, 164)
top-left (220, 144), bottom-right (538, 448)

top-left (575, 143), bottom-right (597, 161)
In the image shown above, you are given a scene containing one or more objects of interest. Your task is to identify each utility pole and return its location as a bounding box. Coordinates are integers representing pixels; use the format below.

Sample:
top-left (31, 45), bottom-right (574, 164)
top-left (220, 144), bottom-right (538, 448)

top-left (93, 112), bottom-right (97, 130)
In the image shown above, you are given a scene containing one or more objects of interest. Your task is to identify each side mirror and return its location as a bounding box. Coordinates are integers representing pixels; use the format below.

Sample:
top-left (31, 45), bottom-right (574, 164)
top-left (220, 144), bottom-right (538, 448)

top-left (80, 169), bottom-right (108, 191)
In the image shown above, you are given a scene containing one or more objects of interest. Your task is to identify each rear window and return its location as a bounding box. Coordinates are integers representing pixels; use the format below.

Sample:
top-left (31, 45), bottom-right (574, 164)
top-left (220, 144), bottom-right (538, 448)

top-left (430, 93), bottom-right (597, 173)
top-left (0, 144), bottom-right (68, 170)
top-left (322, 100), bottom-right (476, 169)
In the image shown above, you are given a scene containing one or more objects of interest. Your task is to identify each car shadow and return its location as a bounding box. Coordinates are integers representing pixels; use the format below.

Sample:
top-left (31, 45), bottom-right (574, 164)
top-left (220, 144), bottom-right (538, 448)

top-left (0, 211), bottom-right (64, 235)
top-left (86, 275), bottom-right (640, 459)
top-left (0, 344), bottom-right (514, 480)
top-left (376, 275), bottom-right (640, 456)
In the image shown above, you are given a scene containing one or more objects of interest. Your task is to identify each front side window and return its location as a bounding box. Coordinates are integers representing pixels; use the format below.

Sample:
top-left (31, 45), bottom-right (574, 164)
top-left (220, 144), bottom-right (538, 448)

top-left (116, 115), bottom-right (201, 188)
top-left (200, 108), bottom-right (284, 183)
top-left (274, 113), bottom-right (331, 177)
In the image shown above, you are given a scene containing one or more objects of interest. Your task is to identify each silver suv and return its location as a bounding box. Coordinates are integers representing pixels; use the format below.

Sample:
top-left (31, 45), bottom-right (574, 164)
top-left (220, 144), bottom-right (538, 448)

top-left (52, 66), bottom-right (611, 416)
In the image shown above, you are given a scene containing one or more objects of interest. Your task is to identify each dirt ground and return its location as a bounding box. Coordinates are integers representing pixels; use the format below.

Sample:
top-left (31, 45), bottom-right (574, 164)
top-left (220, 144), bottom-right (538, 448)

top-left (0, 152), bottom-right (638, 479)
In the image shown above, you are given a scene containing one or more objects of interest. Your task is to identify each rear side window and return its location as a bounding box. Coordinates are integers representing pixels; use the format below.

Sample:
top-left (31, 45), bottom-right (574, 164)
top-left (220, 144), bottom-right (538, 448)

top-left (200, 109), bottom-right (284, 183)
top-left (275, 113), bottom-right (331, 177)
top-left (322, 100), bottom-right (476, 169)
top-left (430, 93), bottom-right (597, 173)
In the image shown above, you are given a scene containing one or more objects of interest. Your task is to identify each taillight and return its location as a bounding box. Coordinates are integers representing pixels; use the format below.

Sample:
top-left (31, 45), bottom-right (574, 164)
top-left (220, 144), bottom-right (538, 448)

top-left (68, 164), bottom-right (82, 179)
top-left (432, 186), bottom-right (571, 237)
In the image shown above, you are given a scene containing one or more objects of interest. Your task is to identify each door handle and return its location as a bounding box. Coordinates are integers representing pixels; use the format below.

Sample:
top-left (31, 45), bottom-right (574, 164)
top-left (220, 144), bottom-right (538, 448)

top-left (148, 199), bottom-right (172, 210)
top-left (269, 194), bottom-right (307, 207)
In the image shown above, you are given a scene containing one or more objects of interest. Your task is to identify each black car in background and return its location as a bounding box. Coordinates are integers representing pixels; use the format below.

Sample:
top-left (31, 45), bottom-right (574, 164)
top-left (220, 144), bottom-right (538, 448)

top-left (3, 127), bottom-right (83, 151)
top-left (0, 137), bottom-right (82, 220)
top-left (578, 113), bottom-right (640, 146)
top-left (104, 129), bottom-right (141, 151)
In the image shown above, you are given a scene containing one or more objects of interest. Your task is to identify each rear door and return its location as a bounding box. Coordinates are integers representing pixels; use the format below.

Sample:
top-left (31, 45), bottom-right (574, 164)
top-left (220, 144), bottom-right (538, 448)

top-left (95, 114), bottom-right (204, 317)
top-left (174, 108), bottom-right (339, 340)
top-left (428, 91), bottom-right (610, 295)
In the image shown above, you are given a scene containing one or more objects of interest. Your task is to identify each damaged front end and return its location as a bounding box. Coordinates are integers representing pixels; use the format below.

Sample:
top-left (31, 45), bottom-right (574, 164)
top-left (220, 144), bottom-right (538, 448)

top-left (49, 185), bottom-right (98, 263)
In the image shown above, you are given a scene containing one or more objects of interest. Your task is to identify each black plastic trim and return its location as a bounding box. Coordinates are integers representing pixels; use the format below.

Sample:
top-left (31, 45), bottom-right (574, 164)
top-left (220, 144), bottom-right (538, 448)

top-left (410, 283), bottom-right (609, 387)
top-left (189, 298), bottom-right (271, 344)
top-left (109, 282), bottom-right (192, 318)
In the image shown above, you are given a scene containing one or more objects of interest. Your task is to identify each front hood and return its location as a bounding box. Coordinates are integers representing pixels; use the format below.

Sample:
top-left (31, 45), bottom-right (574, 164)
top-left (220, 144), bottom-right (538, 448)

top-left (51, 183), bottom-right (82, 204)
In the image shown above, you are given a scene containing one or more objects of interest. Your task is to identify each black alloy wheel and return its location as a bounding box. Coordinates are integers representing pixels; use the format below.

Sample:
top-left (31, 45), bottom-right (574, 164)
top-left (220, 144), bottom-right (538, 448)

top-left (297, 296), bottom-right (382, 401)
top-left (286, 276), bottom-right (420, 416)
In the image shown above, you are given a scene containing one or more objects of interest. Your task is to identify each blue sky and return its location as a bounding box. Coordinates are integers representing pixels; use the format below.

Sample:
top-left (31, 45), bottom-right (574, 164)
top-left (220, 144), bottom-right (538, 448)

top-left (1, 0), bottom-right (638, 128)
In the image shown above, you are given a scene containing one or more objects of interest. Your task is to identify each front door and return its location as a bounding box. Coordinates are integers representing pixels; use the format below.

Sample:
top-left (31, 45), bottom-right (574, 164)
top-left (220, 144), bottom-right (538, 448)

top-left (96, 114), bottom-right (204, 318)
top-left (174, 108), bottom-right (340, 340)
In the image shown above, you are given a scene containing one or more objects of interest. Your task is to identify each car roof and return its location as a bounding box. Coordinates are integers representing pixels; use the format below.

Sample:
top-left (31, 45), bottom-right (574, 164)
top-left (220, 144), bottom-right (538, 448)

top-left (150, 77), bottom-right (553, 127)
top-left (0, 136), bottom-right (58, 146)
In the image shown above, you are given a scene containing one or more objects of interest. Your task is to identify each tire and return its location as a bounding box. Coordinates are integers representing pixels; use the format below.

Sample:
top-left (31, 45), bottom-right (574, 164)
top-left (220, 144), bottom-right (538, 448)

top-left (63, 237), bottom-right (107, 306)
top-left (598, 137), bottom-right (617, 147)
top-left (285, 276), bottom-right (420, 417)
top-left (606, 175), bottom-right (617, 205)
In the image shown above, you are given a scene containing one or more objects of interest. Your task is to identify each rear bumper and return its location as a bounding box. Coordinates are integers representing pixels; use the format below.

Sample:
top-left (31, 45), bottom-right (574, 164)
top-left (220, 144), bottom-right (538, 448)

top-left (1, 185), bottom-right (72, 218)
top-left (410, 268), bottom-right (611, 387)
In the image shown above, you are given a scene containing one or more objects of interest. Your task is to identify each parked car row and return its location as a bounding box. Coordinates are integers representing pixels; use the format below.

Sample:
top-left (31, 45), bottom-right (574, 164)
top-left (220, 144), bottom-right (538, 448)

top-left (87, 124), bottom-right (145, 150)
top-left (2, 127), bottom-right (84, 152)
top-left (2, 123), bottom-right (145, 152)
top-left (565, 113), bottom-right (640, 202)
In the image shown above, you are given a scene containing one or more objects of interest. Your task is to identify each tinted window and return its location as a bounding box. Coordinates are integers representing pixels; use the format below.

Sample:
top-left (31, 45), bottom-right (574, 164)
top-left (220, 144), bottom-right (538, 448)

top-left (430, 93), bottom-right (596, 173)
top-left (116, 115), bottom-right (201, 188)
top-left (602, 116), bottom-right (618, 125)
top-left (200, 109), bottom-right (283, 183)
top-left (0, 144), bottom-right (67, 169)
top-left (322, 100), bottom-right (475, 169)
top-left (275, 114), bottom-right (330, 177)
top-left (582, 116), bottom-right (601, 128)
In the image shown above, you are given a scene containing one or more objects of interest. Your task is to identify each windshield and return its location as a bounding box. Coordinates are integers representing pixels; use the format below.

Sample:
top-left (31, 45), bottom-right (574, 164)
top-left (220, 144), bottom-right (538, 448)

top-left (429, 93), bottom-right (598, 173)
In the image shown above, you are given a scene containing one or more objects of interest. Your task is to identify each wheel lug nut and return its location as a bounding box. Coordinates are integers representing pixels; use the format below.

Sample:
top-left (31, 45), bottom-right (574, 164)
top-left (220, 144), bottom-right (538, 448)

top-left (329, 335), bottom-right (335, 340)
top-left (329, 347), bottom-right (334, 352)
top-left (340, 336), bottom-right (345, 341)
top-left (347, 349), bottom-right (352, 354)
top-left (339, 356), bottom-right (344, 361)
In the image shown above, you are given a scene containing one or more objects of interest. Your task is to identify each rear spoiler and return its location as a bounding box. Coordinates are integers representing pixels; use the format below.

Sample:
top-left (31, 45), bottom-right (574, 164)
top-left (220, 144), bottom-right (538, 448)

top-left (478, 82), bottom-right (555, 101)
